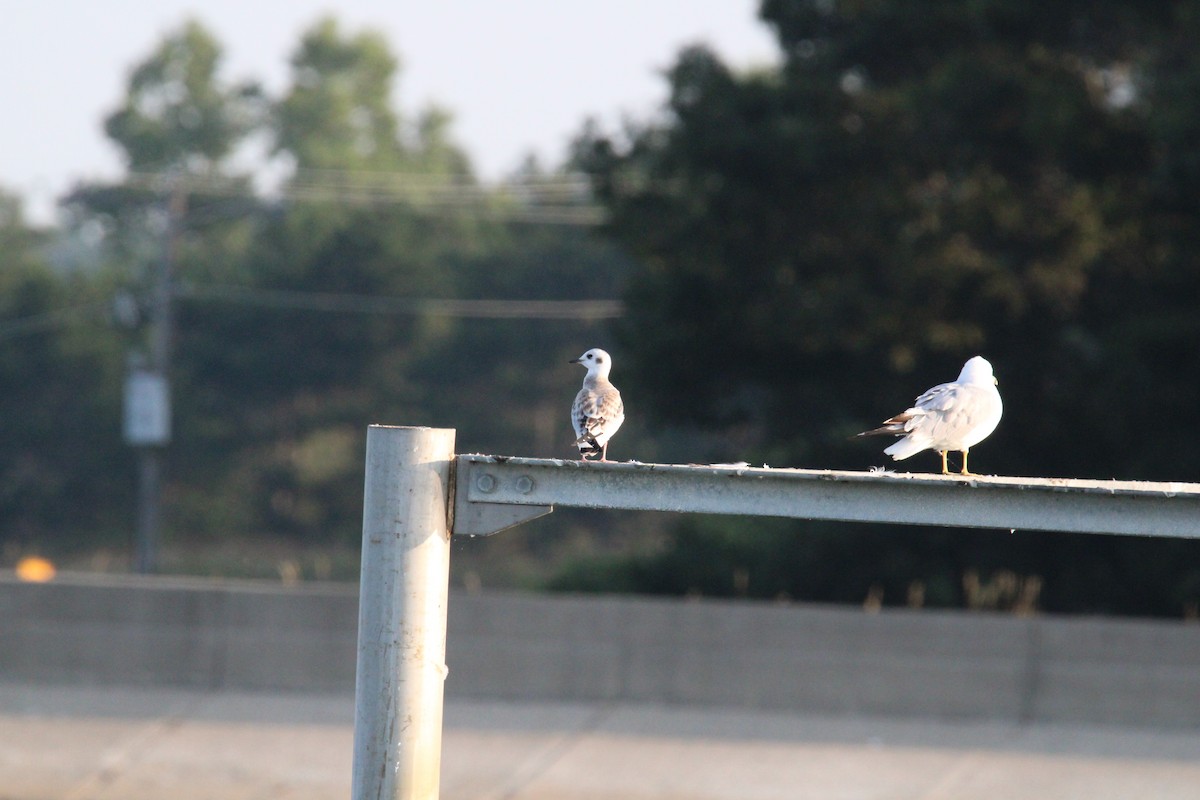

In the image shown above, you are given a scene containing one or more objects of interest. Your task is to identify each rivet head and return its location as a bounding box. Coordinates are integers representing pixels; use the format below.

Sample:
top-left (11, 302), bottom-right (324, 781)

top-left (476, 473), bottom-right (496, 493)
top-left (515, 476), bottom-right (534, 494)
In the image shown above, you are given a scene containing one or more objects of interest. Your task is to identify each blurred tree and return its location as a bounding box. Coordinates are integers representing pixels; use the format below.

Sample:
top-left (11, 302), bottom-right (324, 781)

top-left (274, 16), bottom-right (469, 176)
top-left (0, 191), bottom-right (131, 552)
top-left (55, 20), bottom-right (267, 566)
top-left (569, 0), bottom-right (1200, 615)
top-left (168, 18), bottom-right (634, 544)
top-left (577, 0), bottom-right (1199, 477)
top-left (105, 18), bottom-right (262, 173)
top-left (274, 18), bottom-right (406, 172)
top-left (6, 16), bottom-right (638, 570)
top-left (67, 17), bottom-right (263, 294)
top-left (169, 17), bottom-right (475, 541)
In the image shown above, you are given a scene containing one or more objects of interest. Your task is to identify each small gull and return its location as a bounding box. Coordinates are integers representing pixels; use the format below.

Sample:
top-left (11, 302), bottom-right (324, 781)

top-left (857, 356), bottom-right (1002, 475)
top-left (570, 348), bottom-right (625, 461)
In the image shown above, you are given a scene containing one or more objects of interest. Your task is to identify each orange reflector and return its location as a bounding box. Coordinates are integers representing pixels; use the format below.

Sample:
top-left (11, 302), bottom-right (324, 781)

top-left (15, 556), bottom-right (56, 583)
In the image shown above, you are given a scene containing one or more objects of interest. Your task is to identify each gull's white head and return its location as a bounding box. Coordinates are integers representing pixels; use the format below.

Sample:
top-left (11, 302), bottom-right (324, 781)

top-left (958, 356), bottom-right (997, 385)
top-left (571, 348), bottom-right (613, 379)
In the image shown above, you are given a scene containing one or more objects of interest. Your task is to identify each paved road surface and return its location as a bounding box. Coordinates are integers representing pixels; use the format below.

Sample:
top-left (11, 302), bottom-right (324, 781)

top-left (3, 683), bottom-right (1199, 799)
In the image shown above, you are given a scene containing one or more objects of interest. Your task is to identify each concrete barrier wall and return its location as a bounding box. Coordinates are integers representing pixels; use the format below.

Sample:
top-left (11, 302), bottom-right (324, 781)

top-left (2, 574), bottom-right (1198, 727)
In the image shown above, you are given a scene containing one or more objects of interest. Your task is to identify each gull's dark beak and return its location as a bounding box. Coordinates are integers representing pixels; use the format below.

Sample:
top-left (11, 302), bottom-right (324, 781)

top-left (569, 357), bottom-right (582, 364)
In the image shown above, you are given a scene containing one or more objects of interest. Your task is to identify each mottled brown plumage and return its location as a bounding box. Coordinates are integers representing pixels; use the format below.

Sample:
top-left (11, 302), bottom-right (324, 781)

top-left (570, 348), bottom-right (624, 461)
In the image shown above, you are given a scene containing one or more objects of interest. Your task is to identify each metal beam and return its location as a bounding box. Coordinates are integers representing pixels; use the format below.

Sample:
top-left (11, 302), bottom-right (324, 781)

top-left (454, 456), bottom-right (1200, 539)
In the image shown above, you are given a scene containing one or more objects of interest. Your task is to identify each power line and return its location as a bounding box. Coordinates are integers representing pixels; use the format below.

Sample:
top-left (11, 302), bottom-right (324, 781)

top-left (0, 288), bottom-right (623, 346)
top-left (175, 283), bottom-right (624, 320)
top-left (118, 170), bottom-right (607, 226)
top-left (6, 171), bottom-right (617, 345)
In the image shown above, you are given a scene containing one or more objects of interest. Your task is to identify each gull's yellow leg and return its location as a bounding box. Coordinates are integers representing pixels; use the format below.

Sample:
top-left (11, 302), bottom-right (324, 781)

top-left (959, 450), bottom-right (970, 476)
top-left (939, 450), bottom-right (949, 475)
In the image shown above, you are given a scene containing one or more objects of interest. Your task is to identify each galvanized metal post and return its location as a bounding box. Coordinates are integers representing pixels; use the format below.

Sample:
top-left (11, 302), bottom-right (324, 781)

top-left (352, 425), bottom-right (455, 800)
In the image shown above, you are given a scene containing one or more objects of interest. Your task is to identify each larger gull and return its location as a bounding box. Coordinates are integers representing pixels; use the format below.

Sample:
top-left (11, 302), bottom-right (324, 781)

top-left (857, 356), bottom-right (1002, 475)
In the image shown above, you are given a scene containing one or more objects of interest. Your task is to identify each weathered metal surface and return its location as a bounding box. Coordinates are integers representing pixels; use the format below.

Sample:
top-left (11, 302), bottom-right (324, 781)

top-left (450, 457), bottom-right (553, 535)
top-left (353, 426), bottom-right (455, 800)
top-left (454, 455), bottom-right (1200, 538)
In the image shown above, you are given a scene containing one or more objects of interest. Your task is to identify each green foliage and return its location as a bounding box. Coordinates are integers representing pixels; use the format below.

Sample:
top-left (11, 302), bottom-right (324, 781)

top-left (275, 18), bottom-right (405, 171)
top-left (166, 202), bottom-right (633, 543)
top-left (7, 18), bottom-right (635, 560)
top-left (274, 16), bottom-right (470, 176)
top-left (549, 516), bottom-right (1200, 617)
top-left (8, 8), bottom-right (1200, 617)
top-left (107, 21), bottom-right (635, 546)
top-left (576, 0), bottom-right (1200, 477)
top-left (566, 0), bottom-right (1200, 614)
top-left (104, 19), bottom-right (262, 172)
top-left (0, 192), bottom-right (132, 551)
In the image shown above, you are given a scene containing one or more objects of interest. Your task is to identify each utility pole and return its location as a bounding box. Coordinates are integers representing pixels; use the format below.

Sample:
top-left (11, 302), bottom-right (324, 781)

top-left (125, 182), bottom-right (185, 574)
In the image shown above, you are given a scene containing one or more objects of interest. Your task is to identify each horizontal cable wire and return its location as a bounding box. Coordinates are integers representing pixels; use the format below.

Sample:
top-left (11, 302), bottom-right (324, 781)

top-left (175, 284), bottom-right (624, 320)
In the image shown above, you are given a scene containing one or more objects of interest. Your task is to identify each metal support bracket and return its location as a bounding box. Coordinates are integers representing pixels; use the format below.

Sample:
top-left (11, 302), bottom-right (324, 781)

top-left (453, 455), bottom-right (553, 536)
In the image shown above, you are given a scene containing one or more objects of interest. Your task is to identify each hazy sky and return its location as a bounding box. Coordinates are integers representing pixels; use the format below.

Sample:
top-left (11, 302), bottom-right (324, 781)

top-left (1, 1), bottom-right (778, 225)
